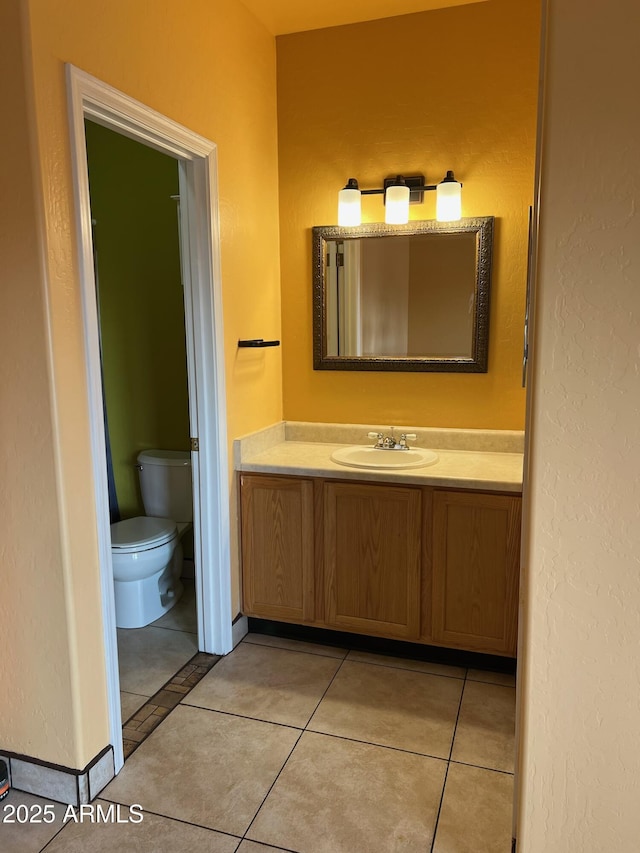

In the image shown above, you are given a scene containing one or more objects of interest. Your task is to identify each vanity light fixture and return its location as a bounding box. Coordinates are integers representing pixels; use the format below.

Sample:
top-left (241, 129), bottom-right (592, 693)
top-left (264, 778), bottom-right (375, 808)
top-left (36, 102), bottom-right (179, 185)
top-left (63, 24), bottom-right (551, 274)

top-left (384, 176), bottom-right (411, 225)
top-left (337, 171), bottom-right (462, 226)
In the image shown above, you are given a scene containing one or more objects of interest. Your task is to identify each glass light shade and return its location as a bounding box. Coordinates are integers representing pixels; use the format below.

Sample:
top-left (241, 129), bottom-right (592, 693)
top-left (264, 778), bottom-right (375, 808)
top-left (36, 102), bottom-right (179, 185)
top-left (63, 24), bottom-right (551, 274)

top-left (385, 184), bottom-right (410, 224)
top-left (338, 187), bottom-right (362, 226)
top-left (436, 177), bottom-right (462, 222)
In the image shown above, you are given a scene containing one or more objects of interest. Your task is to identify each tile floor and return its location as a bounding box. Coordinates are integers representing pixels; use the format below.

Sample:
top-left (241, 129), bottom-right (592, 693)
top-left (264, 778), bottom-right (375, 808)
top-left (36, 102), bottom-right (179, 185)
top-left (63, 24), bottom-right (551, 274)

top-left (4, 630), bottom-right (516, 853)
top-left (117, 578), bottom-right (198, 723)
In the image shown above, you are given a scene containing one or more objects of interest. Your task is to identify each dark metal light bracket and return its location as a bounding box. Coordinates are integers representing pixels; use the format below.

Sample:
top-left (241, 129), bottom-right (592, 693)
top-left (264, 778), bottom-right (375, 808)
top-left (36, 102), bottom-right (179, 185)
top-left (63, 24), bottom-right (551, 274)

top-left (383, 174), bottom-right (430, 203)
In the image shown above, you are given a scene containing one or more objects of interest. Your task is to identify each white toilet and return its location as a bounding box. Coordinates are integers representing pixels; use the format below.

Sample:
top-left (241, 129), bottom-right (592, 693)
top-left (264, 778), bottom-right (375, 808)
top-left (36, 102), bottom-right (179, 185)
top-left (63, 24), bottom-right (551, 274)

top-left (111, 449), bottom-right (192, 629)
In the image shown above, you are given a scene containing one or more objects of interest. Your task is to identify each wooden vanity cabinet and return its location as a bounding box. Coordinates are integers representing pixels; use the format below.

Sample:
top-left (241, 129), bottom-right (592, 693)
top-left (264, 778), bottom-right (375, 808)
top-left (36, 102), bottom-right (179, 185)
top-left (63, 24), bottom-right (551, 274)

top-left (240, 474), bottom-right (315, 623)
top-left (323, 481), bottom-right (422, 640)
top-left (240, 473), bottom-right (521, 657)
top-left (431, 490), bottom-right (521, 656)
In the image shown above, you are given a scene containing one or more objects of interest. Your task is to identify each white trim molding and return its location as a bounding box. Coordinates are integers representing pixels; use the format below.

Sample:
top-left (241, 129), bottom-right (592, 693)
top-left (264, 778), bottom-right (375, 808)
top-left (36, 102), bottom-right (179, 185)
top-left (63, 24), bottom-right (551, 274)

top-left (65, 65), bottom-right (232, 774)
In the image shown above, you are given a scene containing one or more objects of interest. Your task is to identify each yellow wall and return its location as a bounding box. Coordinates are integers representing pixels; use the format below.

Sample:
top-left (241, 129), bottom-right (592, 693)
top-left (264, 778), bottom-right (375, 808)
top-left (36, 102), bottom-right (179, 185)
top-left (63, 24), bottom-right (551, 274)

top-left (1, 0), bottom-right (281, 768)
top-left (0, 0), bottom-right (77, 768)
top-left (277, 0), bottom-right (540, 429)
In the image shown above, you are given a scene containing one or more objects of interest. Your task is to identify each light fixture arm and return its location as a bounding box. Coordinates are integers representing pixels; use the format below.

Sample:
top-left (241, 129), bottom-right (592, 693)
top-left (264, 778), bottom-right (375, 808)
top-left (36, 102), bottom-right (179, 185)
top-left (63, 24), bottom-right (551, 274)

top-left (338, 171), bottom-right (463, 226)
top-left (340, 173), bottom-right (461, 196)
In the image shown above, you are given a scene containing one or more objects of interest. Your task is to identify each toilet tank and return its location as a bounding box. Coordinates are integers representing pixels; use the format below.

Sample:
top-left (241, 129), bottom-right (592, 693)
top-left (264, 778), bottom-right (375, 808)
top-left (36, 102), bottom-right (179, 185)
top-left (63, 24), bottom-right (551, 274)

top-left (137, 449), bottom-right (193, 523)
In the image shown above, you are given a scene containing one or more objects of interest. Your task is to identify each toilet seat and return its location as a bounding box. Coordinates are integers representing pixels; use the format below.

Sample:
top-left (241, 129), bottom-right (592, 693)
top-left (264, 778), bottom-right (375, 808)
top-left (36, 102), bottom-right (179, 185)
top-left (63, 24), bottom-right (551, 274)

top-left (111, 516), bottom-right (177, 554)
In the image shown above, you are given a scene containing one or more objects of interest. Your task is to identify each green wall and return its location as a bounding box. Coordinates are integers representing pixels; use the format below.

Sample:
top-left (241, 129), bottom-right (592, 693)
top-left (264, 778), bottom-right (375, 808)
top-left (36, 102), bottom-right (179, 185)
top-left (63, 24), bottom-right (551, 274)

top-left (86, 120), bottom-right (190, 518)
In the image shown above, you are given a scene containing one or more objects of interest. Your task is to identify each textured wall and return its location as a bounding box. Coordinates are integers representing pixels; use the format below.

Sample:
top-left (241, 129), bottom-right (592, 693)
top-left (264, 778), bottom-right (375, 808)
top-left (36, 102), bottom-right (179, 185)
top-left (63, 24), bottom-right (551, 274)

top-left (277, 0), bottom-right (540, 430)
top-left (0, 0), bottom-right (78, 767)
top-left (3, 0), bottom-right (281, 768)
top-left (518, 0), bottom-right (640, 848)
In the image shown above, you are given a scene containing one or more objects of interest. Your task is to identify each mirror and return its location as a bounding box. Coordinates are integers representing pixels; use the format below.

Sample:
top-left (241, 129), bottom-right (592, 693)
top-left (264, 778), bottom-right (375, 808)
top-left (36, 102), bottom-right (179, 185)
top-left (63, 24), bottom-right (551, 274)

top-left (312, 217), bottom-right (493, 372)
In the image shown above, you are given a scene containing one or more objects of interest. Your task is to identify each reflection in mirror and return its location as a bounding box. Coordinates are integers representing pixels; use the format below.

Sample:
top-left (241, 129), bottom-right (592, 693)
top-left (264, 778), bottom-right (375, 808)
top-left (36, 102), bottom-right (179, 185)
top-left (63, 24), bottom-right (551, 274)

top-left (327, 232), bottom-right (477, 358)
top-left (313, 218), bottom-right (493, 373)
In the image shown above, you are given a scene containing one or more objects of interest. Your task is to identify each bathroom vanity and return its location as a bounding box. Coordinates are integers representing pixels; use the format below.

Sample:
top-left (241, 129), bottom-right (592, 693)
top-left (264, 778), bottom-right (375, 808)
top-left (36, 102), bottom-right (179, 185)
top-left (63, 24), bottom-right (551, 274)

top-left (236, 424), bottom-right (523, 658)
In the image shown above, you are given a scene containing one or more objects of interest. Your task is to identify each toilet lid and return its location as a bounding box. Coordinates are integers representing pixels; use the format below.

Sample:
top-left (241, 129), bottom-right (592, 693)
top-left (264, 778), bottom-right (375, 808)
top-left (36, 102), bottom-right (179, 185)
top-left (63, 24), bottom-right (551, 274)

top-left (111, 516), bottom-right (177, 552)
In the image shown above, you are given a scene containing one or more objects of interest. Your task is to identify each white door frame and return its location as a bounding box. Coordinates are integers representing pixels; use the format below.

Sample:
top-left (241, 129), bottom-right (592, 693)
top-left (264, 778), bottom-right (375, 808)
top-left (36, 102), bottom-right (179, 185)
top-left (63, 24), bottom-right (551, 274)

top-left (66, 65), bottom-right (232, 773)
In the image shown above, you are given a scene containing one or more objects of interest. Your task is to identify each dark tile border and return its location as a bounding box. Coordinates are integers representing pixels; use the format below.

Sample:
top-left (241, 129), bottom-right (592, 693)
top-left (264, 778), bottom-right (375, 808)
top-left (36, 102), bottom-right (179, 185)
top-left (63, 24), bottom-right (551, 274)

top-left (122, 652), bottom-right (220, 759)
top-left (247, 618), bottom-right (516, 675)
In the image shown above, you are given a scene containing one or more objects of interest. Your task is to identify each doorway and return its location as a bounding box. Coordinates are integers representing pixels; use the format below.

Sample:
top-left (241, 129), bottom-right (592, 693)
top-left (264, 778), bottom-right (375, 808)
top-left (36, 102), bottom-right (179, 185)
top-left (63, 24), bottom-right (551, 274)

top-left (67, 65), bottom-right (233, 773)
top-left (85, 118), bottom-right (201, 725)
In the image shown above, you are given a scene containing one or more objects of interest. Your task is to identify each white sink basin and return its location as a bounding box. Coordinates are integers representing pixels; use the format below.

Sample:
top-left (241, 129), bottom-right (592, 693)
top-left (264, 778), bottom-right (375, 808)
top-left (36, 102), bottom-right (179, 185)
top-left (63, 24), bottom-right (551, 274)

top-left (330, 446), bottom-right (439, 470)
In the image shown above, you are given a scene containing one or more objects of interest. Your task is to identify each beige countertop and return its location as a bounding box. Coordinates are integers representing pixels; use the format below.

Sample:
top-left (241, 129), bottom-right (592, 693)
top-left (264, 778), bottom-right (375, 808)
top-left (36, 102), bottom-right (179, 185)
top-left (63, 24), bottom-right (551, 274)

top-left (235, 423), bottom-right (524, 493)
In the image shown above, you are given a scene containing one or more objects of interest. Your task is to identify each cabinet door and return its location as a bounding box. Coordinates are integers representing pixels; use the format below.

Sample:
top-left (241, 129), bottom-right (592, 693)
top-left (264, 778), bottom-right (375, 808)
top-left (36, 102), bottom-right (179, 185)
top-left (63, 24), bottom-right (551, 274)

top-left (432, 490), bottom-right (521, 656)
top-left (324, 482), bottom-right (421, 640)
top-left (241, 474), bottom-right (314, 623)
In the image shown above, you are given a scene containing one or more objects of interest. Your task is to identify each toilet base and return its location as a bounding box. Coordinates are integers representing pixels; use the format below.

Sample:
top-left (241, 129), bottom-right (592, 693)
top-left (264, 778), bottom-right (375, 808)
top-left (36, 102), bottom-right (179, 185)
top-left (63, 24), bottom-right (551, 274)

top-left (114, 544), bottom-right (184, 629)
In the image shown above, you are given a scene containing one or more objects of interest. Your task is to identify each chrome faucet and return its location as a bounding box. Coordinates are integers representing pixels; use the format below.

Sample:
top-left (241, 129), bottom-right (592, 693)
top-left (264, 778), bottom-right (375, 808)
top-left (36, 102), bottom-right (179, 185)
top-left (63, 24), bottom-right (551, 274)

top-left (367, 429), bottom-right (417, 451)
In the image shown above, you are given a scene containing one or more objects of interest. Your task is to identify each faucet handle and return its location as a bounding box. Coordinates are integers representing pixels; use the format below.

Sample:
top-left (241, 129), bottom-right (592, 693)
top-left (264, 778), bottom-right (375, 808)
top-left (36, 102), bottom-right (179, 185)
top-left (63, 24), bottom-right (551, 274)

top-left (368, 431), bottom-right (384, 447)
top-left (399, 433), bottom-right (417, 448)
